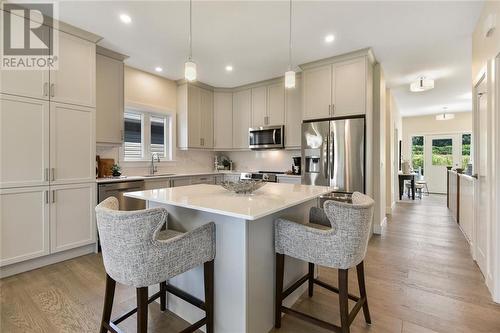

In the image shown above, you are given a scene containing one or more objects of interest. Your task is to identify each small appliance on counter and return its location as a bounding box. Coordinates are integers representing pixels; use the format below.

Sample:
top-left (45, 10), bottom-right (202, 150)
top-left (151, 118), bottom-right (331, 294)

top-left (292, 156), bottom-right (301, 175)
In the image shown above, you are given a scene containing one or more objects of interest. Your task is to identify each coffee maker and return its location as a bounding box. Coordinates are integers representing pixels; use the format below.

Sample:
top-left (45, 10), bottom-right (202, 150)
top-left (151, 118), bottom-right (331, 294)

top-left (292, 156), bottom-right (301, 175)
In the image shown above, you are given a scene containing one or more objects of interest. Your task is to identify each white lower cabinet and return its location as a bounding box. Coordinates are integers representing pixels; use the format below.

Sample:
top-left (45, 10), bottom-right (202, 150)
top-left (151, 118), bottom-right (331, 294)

top-left (145, 179), bottom-right (171, 190)
top-left (0, 183), bottom-right (96, 267)
top-left (172, 177), bottom-right (191, 187)
top-left (0, 186), bottom-right (50, 266)
top-left (49, 183), bottom-right (96, 253)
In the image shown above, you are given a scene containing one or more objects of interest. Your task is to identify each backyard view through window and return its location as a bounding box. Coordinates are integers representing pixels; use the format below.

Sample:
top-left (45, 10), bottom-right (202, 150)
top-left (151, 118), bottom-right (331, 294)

top-left (411, 136), bottom-right (424, 174)
top-left (462, 133), bottom-right (471, 169)
top-left (432, 138), bottom-right (453, 166)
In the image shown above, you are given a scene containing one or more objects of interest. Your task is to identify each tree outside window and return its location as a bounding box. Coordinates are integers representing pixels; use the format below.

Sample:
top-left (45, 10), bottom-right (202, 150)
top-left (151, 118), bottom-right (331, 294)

top-left (411, 136), bottom-right (424, 174)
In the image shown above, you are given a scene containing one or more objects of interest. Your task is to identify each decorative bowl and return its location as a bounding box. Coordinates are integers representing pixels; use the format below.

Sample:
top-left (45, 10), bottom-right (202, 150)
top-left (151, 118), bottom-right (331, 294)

top-left (220, 180), bottom-right (266, 194)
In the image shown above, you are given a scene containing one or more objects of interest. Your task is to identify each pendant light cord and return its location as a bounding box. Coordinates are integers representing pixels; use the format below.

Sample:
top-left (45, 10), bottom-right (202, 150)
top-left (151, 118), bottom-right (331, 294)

top-left (189, 0), bottom-right (192, 60)
top-left (288, 0), bottom-right (292, 71)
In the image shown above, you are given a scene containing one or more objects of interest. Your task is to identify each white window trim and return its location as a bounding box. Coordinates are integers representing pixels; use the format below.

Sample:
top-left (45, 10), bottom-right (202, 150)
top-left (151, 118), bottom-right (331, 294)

top-left (120, 102), bottom-right (176, 166)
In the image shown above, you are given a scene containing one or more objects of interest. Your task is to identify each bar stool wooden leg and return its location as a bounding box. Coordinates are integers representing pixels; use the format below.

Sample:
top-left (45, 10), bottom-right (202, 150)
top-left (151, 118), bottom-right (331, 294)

top-left (308, 263), bottom-right (314, 297)
top-left (275, 253), bottom-right (285, 328)
top-left (204, 260), bottom-right (215, 333)
top-left (338, 269), bottom-right (349, 333)
top-left (100, 274), bottom-right (116, 333)
top-left (356, 261), bottom-right (371, 324)
top-left (137, 287), bottom-right (148, 333)
top-left (159, 281), bottom-right (167, 311)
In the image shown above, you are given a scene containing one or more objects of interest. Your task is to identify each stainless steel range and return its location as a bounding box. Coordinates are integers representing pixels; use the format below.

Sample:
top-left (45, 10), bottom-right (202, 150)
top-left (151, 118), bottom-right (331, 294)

top-left (240, 171), bottom-right (281, 182)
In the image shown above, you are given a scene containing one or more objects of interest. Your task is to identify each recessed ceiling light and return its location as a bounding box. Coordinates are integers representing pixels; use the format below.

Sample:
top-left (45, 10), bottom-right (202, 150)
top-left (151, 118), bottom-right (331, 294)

top-left (225, 65), bottom-right (233, 72)
top-left (324, 34), bottom-right (335, 43)
top-left (155, 67), bottom-right (163, 72)
top-left (119, 14), bottom-right (132, 24)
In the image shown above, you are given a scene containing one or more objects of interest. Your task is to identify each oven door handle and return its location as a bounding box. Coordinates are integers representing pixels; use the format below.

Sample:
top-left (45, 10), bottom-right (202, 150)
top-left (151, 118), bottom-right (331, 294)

top-left (272, 129), bottom-right (277, 144)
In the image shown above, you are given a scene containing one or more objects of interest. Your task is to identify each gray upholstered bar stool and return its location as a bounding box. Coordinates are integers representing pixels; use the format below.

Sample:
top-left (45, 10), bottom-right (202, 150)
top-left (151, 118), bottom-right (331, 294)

top-left (274, 192), bottom-right (374, 333)
top-left (95, 197), bottom-right (216, 333)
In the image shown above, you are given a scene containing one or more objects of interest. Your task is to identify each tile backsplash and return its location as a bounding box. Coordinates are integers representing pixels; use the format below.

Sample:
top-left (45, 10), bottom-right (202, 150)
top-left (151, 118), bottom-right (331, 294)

top-left (222, 150), bottom-right (300, 173)
top-left (97, 145), bottom-right (216, 176)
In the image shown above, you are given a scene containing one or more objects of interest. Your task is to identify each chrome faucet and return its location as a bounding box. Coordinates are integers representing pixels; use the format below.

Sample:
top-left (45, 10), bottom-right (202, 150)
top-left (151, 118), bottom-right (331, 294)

top-left (150, 153), bottom-right (160, 175)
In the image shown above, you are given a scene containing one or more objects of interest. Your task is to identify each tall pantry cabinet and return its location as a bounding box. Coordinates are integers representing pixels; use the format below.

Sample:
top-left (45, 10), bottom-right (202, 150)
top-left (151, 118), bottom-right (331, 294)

top-left (0, 13), bottom-right (99, 273)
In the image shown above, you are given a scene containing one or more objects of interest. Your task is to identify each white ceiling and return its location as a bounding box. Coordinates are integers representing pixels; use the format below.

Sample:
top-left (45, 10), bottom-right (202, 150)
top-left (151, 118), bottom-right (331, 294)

top-left (55, 1), bottom-right (483, 117)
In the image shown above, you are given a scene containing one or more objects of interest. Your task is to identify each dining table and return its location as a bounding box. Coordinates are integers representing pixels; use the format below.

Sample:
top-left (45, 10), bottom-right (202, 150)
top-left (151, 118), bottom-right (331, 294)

top-left (398, 173), bottom-right (417, 200)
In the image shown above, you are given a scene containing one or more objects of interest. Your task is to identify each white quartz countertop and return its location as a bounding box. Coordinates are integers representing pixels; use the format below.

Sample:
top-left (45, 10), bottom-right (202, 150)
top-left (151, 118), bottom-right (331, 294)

top-left (96, 171), bottom-right (241, 184)
top-left (124, 183), bottom-right (331, 220)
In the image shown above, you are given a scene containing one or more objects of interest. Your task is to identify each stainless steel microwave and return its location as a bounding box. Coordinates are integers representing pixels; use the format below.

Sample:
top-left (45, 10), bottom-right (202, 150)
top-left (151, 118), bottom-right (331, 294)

top-left (249, 125), bottom-right (284, 150)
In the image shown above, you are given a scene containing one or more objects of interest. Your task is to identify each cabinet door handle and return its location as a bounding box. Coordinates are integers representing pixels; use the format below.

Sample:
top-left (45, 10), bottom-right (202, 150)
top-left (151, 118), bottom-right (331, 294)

top-left (331, 104), bottom-right (335, 115)
top-left (44, 168), bottom-right (49, 181)
top-left (51, 190), bottom-right (56, 203)
top-left (45, 191), bottom-right (49, 204)
top-left (50, 83), bottom-right (55, 97)
top-left (50, 168), bottom-right (55, 181)
top-left (328, 104), bottom-right (331, 115)
top-left (43, 82), bottom-right (49, 96)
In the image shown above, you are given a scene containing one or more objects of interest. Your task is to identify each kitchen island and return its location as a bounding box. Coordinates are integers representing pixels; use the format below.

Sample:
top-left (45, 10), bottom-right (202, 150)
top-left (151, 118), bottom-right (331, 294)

top-left (125, 183), bottom-right (331, 333)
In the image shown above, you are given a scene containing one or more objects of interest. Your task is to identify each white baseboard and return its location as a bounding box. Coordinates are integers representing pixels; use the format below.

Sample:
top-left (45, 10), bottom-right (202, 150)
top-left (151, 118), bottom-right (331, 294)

top-left (373, 216), bottom-right (387, 235)
top-left (0, 244), bottom-right (96, 278)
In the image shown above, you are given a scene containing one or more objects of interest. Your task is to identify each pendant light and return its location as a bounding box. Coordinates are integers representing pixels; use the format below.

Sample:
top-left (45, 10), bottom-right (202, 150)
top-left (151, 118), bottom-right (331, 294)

top-left (184, 0), bottom-right (197, 81)
top-left (285, 0), bottom-right (295, 89)
top-left (410, 76), bottom-right (434, 92)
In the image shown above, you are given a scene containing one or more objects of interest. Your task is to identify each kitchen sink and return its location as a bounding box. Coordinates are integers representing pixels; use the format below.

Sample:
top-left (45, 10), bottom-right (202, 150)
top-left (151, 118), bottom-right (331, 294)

top-left (143, 173), bottom-right (176, 177)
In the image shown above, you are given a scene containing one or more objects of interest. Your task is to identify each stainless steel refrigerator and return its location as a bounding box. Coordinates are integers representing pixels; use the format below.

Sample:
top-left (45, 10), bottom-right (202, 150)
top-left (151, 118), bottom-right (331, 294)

top-left (301, 117), bottom-right (365, 193)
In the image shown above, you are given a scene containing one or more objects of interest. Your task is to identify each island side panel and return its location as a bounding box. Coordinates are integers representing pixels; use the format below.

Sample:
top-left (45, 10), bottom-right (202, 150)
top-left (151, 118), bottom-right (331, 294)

top-left (246, 198), bottom-right (318, 333)
top-left (148, 201), bottom-right (248, 333)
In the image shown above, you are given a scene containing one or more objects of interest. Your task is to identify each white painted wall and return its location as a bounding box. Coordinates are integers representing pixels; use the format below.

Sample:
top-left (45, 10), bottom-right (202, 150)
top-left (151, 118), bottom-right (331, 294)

top-left (372, 63), bottom-right (387, 234)
top-left (97, 66), bottom-right (215, 176)
top-left (401, 113), bottom-right (472, 162)
top-left (385, 90), bottom-right (402, 211)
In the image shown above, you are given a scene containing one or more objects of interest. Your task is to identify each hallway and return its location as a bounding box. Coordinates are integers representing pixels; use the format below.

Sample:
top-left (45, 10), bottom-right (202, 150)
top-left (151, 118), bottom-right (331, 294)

top-left (1, 196), bottom-right (500, 332)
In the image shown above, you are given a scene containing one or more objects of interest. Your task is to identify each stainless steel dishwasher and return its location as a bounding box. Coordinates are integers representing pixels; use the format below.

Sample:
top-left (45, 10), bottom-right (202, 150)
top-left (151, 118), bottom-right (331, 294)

top-left (98, 180), bottom-right (146, 211)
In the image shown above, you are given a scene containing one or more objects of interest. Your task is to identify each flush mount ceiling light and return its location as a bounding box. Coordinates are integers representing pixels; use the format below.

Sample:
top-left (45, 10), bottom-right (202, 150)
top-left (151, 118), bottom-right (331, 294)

top-left (410, 76), bottom-right (434, 92)
top-left (119, 13), bottom-right (132, 24)
top-left (155, 67), bottom-right (163, 72)
top-left (225, 65), bottom-right (233, 72)
top-left (284, 0), bottom-right (295, 89)
top-left (436, 107), bottom-right (455, 120)
top-left (324, 34), bottom-right (335, 43)
top-left (184, 0), bottom-right (197, 82)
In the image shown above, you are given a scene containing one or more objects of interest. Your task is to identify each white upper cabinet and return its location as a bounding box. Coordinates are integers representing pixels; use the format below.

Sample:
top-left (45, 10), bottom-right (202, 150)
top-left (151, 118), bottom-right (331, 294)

top-left (214, 92), bottom-right (233, 150)
top-left (0, 186), bottom-right (50, 266)
top-left (178, 84), bottom-right (214, 149)
top-left (302, 54), bottom-right (370, 120)
top-left (267, 83), bottom-right (285, 126)
top-left (302, 65), bottom-right (332, 120)
top-left (250, 83), bottom-right (285, 127)
top-left (233, 89), bottom-right (252, 149)
top-left (49, 183), bottom-right (96, 253)
top-left (285, 76), bottom-right (302, 148)
top-left (51, 31), bottom-right (96, 107)
top-left (251, 86), bottom-right (267, 127)
top-left (199, 87), bottom-right (214, 148)
top-left (332, 57), bottom-right (366, 117)
top-left (0, 95), bottom-right (50, 188)
top-left (96, 53), bottom-right (124, 144)
top-left (50, 103), bottom-right (95, 185)
top-left (0, 16), bottom-right (50, 100)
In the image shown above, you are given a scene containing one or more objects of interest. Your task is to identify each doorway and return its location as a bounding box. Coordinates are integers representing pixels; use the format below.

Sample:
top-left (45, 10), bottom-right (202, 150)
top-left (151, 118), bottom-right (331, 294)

top-left (424, 134), bottom-right (461, 193)
top-left (474, 74), bottom-right (488, 276)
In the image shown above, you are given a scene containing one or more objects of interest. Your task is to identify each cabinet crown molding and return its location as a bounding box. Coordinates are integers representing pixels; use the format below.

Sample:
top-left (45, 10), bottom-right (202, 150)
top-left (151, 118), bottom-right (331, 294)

top-left (299, 48), bottom-right (376, 71)
top-left (96, 46), bottom-right (129, 61)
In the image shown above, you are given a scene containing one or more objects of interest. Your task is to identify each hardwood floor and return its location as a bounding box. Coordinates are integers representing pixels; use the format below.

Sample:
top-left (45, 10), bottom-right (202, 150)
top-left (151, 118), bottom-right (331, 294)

top-left (2, 195), bottom-right (499, 332)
